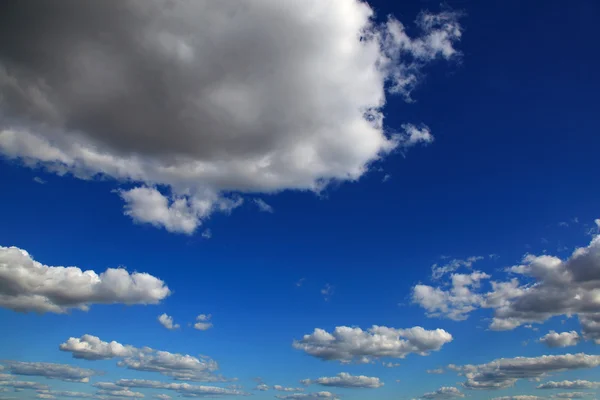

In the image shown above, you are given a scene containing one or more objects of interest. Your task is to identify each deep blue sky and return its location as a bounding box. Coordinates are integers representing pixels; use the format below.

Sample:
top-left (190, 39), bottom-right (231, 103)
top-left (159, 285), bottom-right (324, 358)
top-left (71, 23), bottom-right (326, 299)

top-left (0, 1), bottom-right (599, 400)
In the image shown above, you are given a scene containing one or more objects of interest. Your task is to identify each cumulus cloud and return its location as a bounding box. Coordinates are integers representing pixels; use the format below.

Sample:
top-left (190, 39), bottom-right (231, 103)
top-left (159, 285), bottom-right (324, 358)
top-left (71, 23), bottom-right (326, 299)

top-left (537, 381), bottom-right (600, 390)
top-left (255, 384), bottom-right (269, 392)
top-left (154, 395), bottom-right (171, 400)
top-left (275, 392), bottom-right (338, 400)
top-left (109, 379), bottom-right (247, 397)
top-left (538, 331), bottom-right (580, 348)
top-left (60, 335), bottom-right (223, 382)
top-left (96, 389), bottom-right (145, 398)
top-left (2, 361), bottom-right (99, 383)
top-left (449, 353), bottom-right (600, 390)
top-left (551, 392), bottom-right (593, 399)
top-left (300, 373), bottom-right (383, 389)
top-left (0, 0), bottom-right (462, 234)
top-left (158, 314), bottom-right (180, 331)
top-left (293, 325), bottom-right (452, 363)
top-left (0, 245), bottom-right (170, 313)
top-left (413, 233), bottom-right (600, 335)
top-left (419, 387), bottom-right (464, 399)
top-left (193, 314), bottom-right (213, 331)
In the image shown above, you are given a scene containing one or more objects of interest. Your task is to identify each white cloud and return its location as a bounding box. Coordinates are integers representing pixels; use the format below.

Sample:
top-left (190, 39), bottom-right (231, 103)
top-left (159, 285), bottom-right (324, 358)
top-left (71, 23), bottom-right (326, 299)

top-left (154, 395), bottom-right (171, 400)
top-left (300, 372), bottom-right (383, 389)
top-left (551, 393), bottom-right (593, 399)
top-left (0, 245), bottom-right (170, 313)
top-left (254, 199), bottom-right (274, 213)
top-left (111, 379), bottom-right (247, 397)
top-left (538, 381), bottom-right (600, 390)
top-left (274, 386), bottom-right (305, 392)
top-left (33, 177), bottom-right (46, 184)
top-left (420, 386), bottom-right (464, 399)
top-left (96, 389), bottom-right (145, 398)
top-left (430, 256), bottom-right (483, 280)
top-left (2, 361), bottom-right (98, 383)
top-left (255, 384), bottom-right (269, 391)
top-left (491, 396), bottom-right (544, 400)
top-left (0, 381), bottom-right (49, 391)
top-left (194, 314), bottom-right (213, 331)
top-left (293, 325), bottom-right (452, 363)
top-left (201, 229), bottom-right (212, 239)
top-left (538, 331), bottom-right (580, 348)
top-left (427, 368), bottom-right (445, 374)
top-left (158, 314), bottom-right (180, 331)
top-left (450, 353), bottom-right (600, 390)
top-left (321, 284), bottom-right (334, 301)
top-left (0, 1), bottom-right (462, 234)
top-left (413, 233), bottom-right (600, 336)
top-left (60, 335), bottom-right (223, 382)
top-left (275, 392), bottom-right (339, 400)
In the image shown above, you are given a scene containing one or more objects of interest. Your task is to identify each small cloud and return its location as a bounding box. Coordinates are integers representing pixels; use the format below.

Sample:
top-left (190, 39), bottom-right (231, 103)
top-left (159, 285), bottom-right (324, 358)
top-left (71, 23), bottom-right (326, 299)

top-left (254, 198), bottom-right (274, 213)
top-left (33, 177), bottom-right (46, 184)
top-left (321, 284), bottom-right (334, 301)
top-left (296, 278), bottom-right (306, 287)
top-left (383, 362), bottom-right (401, 368)
top-left (426, 368), bottom-right (444, 374)
top-left (571, 217), bottom-right (579, 224)
top-left (194, 314), bottom-right (214, 331)
top-left (382, 174), bottom-right (391, 182)
top-left (489, 254), bottom-right (499, 260)
top-left (201, 229), bottom-right (212, 239)
top-left (558, 222), bottom-right (569, 227)
top-left (158, 313), bottom-right (180, 330)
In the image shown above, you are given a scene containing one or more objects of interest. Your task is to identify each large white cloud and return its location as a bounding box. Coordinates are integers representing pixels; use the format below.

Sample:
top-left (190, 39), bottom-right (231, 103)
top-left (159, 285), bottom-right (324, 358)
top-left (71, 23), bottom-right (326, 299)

top-left (449, 353), bottom-right (600, 390)
top-left (293, 325), bottom-right (452, 363)
top-left (60, 335), bottom-right (223, 382)
top-left (0, 245), bottom-right (170, 313)
top-left (0, 0), bottom-right (462, 234)
top-left (300, 372), bottom-right (383, 388)
top-left (413, 233), bottom-right (600, 336)
top-left (538, 331), bottom-right (580, 348)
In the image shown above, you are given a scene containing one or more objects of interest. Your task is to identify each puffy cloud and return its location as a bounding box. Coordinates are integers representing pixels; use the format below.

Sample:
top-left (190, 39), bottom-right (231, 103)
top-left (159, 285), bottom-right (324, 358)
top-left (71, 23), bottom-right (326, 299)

top-left (0, 0), bottom-right (462, 234)
top-left (96, 389), bottom-right (145, 398)
top-left (0, 245), bottom-right (170, 313)
top-left (193, 314), bottom-right (213, 331)
top-left (293, 325), bottom-right (452, 363)
top-left (450, 353), bottom-right (600, 390)
top-left (255, 384), bottom-right (269, 391)
top-left (412, 271), bottom-right (491, 321)
top-left (413, 233), bottom-right (600, 334)
top-left (2, 361), bottom-right (99, 383)
top-left (158, 314), bottom-right (180, 331)
top-left (419, 387), bottom-right (464, 399)
top-left (275, 392), bottom-right (338, 400)
top-left (300, 373), bottom-right (383, 389)
top-left (110, 379), bottom-right (247, 397)
top-left (60, 335), bottom-right (223, 382)
top-left (254, 199), bottom-right (274, 213)
top-left (537, 380), bottom-right (600, 390)
top-left (538, 331), bottom-right (580, 348)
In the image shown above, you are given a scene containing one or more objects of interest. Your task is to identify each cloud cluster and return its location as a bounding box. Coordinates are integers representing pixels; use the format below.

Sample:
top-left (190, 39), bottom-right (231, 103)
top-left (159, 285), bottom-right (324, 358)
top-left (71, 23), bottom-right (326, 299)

top-left (1, 361), bottom-right (98, 383)
top-left (449, 353), bottom-right (600, 390)
top-left (413, 233), bottom-right (600, 335)
top-left (193, 314), bottom-right (213, 331)
top-left (109, 379), bottom-right (247, 397)
top-left (538, 331), bottom-right (580, 348)
top-left (158, 314), bottom-right (180, 331)
top-left (431, 257), bottom-right (483, 280)
top-left (419, 387), bottom-right (464, 399)
top-left (293, 325), bottom-right (452, 363)
top-left (300, 373), bottom-right (383, 389)
top-left (0, 245), bottom-right (170, 313)
top-left (537, 380), bottom-right (600, 390)
top-left (275, 392), bottom-right (338, 400)
top-left (60, 335), bottom-right (222, 382)
top-left (0, 0), bottom-right (461, 234)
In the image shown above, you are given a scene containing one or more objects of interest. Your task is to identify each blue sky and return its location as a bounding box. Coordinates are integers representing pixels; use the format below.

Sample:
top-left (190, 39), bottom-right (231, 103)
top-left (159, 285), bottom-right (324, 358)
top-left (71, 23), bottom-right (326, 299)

top-left (1, 1), bottom-right (600, 400)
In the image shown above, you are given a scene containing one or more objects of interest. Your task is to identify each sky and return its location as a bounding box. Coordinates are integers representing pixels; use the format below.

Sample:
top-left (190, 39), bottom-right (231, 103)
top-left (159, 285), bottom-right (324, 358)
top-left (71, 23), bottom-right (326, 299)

top-left (0, 1), bottom-right (600, 400)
